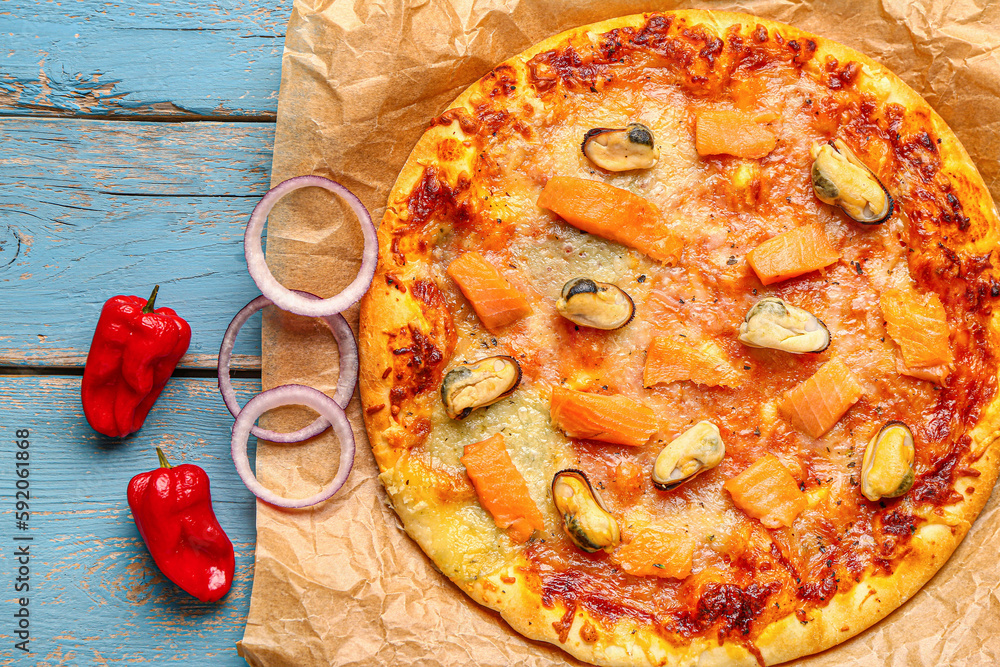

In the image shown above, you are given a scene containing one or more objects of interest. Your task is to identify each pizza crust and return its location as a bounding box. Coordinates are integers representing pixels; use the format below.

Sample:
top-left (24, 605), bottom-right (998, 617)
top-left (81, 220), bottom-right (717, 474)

top-left (359, 10), bottom-right (1000, 667)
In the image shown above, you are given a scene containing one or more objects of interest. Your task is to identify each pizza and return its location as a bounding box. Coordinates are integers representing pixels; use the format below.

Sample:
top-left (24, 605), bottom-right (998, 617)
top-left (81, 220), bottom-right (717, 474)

top-left (357, 10), bottom-right (1000, 666)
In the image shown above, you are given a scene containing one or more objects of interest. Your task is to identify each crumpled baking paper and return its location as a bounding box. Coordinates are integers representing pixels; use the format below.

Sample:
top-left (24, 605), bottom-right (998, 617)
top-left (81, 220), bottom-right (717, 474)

top-left (236, 1), bottom-right (1000, 665)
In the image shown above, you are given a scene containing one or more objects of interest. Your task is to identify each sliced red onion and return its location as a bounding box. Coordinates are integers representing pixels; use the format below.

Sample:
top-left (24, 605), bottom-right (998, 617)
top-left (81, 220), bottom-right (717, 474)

top-left (244, 175), bottom-right (377, 317)
top-left (231, 384), bottom-right (355, 508)
top-left (218, 291), bottom-right (358, 443)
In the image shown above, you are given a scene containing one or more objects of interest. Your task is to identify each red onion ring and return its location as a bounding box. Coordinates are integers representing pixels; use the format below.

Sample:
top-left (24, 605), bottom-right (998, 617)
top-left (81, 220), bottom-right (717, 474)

top-left (218, 291), bottom-right (358, 443)
top-left (231, 384), bottom-right (355, 508)
top-left (244, 175), bottom-right (377, 317)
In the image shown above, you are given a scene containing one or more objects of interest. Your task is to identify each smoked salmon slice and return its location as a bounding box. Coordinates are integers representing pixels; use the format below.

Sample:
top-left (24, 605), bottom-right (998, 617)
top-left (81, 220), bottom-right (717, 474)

top-left (447, 251), bottom-right (531, 333)
top-left (746, 225), bottom-right (841, 285)
top-left (723, 454), bottom-right (807, 529)
top-left (461, 433), bottom-right (545, 543)
top-left (613, 526), bottom-right (695, 579)
top-left (695, 109), bottom-right (777, 159)
top-left (643, 334), bottom-right (743, 388)
top-left (896, 359), bottom-right (950, 386)
top-left (881, 287), bottom-right (952, 369)
top-left (778, 358), bottom-right (863, 438)
top-left (537, 176), bottom-right (681, 262)
top-left (550, 387), bottom-right (657, 447)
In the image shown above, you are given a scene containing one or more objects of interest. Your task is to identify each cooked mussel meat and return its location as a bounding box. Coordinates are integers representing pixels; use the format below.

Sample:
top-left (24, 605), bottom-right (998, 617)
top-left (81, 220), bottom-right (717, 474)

top-left (861, 421), bottom-right (915, 502)
top-left (440, 355), bottom-right (521, 420)
top-left (738, 297), bottom-right (831, 354)
top-left (582, 122), bottom-right (659, 171)
top-left (652, 421), bottom-right (725, 491)
top-left (556, 277), bottom-right (635, 330)
top-left (551, 469), bottom-right (621, 553)
top-left (811, 139), bottom-right (893, 224)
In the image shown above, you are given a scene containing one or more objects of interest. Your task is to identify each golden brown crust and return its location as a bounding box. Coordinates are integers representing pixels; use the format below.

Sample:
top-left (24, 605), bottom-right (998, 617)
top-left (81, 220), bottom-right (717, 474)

top-left (359, 9), bottom-right (1000, 667)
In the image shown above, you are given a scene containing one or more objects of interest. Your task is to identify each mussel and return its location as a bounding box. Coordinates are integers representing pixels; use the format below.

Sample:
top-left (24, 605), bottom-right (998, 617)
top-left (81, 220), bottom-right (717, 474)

top-left (551, 469), bottom-right (621, 552)
top-left (440, 355), bottom-right (521, 420)
top-left (860, 421), bottom-right (915, 502)
top-left (582, 122), bottom-right (659, 171)
top-left (738, 297), bottom-right (831, 354)
top-left (556, 277), bottom-right (635, 330)
top-left (652, 421), bottom-right (726, 491)
top-left (811, 139), bottom-right (893, 224)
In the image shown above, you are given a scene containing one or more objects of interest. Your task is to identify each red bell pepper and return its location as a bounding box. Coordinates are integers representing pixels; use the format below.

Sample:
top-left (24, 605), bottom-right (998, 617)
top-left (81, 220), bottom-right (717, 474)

top-left (128, 447), bottom-right (235, 602)
top-left (81, 285), bottom-right (191, 437)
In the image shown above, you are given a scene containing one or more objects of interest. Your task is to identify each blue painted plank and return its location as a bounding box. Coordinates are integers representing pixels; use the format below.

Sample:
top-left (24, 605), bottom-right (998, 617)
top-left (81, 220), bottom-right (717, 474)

top-left (0, 376), bottom-right (260, 665)
top-left (1, 0), bottom-right (291, 118)
top-left (8, 0), bottom-right (291, 32)
top-left (0, 117), bottom-right (274, 369)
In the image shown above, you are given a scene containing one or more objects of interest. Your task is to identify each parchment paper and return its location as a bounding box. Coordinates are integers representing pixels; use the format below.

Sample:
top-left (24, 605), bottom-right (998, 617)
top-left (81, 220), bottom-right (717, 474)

top-left (236, 1), bottom-right (1000, 665)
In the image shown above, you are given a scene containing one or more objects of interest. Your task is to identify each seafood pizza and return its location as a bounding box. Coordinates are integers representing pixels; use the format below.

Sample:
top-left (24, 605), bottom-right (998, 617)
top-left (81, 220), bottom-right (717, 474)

top-left (358, 10), bottom-right (1000, 666)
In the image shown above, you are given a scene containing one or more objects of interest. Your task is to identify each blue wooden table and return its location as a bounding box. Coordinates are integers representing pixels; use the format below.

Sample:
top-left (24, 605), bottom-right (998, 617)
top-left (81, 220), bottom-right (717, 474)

top-left (1, 2), bottom-right (291, 663)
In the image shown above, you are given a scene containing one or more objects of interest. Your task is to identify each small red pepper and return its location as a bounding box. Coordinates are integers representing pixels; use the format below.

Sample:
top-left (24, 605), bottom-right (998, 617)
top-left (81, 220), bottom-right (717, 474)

top-left (128, 447), bottom-right (235, 602)
top-left (81, 285), bottom-right (191, 437)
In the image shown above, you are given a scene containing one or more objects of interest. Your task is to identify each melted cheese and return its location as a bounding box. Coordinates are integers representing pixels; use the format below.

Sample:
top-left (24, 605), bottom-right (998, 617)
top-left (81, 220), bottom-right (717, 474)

top-left (397, 389), bottom-right (574, 580)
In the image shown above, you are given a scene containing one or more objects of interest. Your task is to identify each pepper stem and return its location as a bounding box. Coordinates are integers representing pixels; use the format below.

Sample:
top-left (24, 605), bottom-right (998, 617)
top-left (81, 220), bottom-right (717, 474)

top-left (142, 285), bottom-right (160, 313)
top-left (156, 447), bottom-right (172, 469)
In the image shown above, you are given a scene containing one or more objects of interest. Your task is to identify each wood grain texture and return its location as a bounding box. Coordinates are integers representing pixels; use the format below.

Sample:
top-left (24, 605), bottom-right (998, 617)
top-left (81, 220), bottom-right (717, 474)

top-left (0, 0), bottom-right (304, 663)
top-left (0, 0), bottom-right (291, 119)
top-left (0, 376), bottom-right (262, 666)
top-left (0, 118), bottom-right (275, 370)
